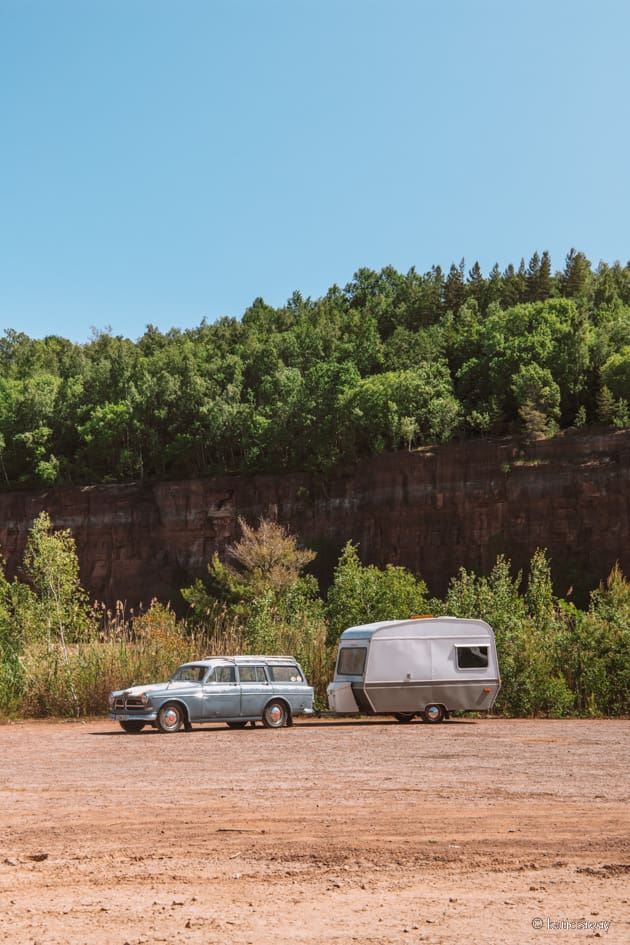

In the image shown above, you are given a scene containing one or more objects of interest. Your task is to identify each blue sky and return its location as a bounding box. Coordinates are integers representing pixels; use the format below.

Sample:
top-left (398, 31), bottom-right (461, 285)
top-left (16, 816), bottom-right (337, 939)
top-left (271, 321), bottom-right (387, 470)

top-left (1, 0), bottom-right (629, 344)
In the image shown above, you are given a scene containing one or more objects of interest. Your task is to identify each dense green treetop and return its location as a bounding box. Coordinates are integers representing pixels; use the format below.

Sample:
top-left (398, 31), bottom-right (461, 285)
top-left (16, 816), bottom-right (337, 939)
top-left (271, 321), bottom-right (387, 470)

top-left (1, 250), bottom-right (629, 489)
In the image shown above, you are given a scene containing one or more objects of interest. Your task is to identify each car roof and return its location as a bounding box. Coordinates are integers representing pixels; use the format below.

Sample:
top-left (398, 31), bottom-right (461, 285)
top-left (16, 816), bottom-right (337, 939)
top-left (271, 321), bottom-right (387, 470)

top-left (188, 655), bottom-right (298, 666)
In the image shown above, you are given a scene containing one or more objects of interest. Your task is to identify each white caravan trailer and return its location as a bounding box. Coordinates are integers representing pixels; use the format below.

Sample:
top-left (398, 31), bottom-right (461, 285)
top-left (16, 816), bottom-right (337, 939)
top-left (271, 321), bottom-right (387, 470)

top-left (327, 616), bottom-right (500, 722)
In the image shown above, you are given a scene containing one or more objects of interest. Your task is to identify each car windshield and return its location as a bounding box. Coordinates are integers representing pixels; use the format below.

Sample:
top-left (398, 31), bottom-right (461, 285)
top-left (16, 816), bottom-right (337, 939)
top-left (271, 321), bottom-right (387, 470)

top-left (170, 664), bottom-right (207, 683)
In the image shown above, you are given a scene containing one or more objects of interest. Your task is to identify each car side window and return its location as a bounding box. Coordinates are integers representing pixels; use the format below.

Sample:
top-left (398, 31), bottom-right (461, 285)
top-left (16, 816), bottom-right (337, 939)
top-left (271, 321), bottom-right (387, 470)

top-left (216, 666), bottom-right (236, 683)
top-left (205, 666), bottom-right (236, 684)
top-left (173, 665), bottom-right (206, 682)
top-left (238, 665), bottom-right (268, 683)
top-left (268, 664), bottom-right (304, 683)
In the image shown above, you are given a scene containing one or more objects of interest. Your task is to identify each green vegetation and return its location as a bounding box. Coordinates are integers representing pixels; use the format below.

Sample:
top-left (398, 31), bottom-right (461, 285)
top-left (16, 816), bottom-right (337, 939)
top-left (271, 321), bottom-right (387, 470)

top-left (1, 515), bottom-right (628, 719)
top-left (2, 249), bottom-right (630, 716)
top-left (1, 250), bottom-right (630, 489)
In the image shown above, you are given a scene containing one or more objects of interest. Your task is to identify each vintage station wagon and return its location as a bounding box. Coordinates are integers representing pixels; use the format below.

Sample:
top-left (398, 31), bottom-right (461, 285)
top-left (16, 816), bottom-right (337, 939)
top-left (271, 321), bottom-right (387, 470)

top-left (109, 655), bottom-right (314, 733)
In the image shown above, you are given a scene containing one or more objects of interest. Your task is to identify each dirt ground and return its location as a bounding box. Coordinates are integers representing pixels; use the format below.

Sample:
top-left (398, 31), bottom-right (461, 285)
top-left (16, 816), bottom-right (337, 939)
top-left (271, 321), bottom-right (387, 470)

top-left (0, 717), bottom-right (628, 945)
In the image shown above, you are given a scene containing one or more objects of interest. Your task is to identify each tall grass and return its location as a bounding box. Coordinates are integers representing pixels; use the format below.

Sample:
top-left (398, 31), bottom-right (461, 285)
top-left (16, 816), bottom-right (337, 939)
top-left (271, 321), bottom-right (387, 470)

top-left (4, 595), bottom-right (336, 717)
top-left (3, 557), bottom-right (630, 719)
top-left (7, 598), bottom-right (332, 717)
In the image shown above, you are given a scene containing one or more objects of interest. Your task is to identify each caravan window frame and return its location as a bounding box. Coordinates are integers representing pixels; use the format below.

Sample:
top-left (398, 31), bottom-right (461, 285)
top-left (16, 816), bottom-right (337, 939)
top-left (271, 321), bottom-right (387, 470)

top-left (336, 646), bottom-right (367, 677)
top-left (455, 645), bottom-right (489, 670)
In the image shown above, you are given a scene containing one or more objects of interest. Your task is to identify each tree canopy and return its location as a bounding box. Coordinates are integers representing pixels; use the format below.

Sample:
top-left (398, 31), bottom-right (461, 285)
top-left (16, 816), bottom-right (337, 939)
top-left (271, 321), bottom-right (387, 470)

top-left (1, 250), bottom-right (629, 489)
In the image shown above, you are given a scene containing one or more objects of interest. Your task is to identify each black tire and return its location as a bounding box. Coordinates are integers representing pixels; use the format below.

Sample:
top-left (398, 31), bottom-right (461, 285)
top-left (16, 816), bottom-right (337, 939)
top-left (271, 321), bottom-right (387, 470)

top-left (226, 721), bottom-right (248, 729)
top-left (157, 702), bottom-right (186, 733)
top-left (423, 704), bottom-right (446, 724)
top-left (262, 700), bottom-right (289, 729)
top-left (394, 713), bottom-right (415, 723)
top-left (119, 720), bottom-right (145, 733)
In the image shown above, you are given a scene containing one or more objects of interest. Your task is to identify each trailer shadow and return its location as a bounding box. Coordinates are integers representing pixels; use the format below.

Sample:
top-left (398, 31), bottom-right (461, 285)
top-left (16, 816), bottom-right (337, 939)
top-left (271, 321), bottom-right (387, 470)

top-left (302, 717), bottom-right (478, 727)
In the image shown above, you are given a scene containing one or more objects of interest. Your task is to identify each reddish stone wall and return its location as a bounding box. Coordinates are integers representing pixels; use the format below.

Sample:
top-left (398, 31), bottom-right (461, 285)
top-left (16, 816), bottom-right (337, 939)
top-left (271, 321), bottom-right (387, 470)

top-left (0, 429), bottom-right (628, 608)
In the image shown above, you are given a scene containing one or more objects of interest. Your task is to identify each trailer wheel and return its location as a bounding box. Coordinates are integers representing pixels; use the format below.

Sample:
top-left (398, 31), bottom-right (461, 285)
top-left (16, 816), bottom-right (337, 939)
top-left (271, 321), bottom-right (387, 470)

top-left (394, 713), bottom-right (415, 723)
top-left (423, 704), bottom-right (445, 723)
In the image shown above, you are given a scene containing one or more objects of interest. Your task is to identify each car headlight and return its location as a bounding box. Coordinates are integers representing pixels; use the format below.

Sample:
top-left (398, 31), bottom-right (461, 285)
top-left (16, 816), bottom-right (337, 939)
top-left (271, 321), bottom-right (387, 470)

top-left (140, 692), bottom-right (150, 705)
top-left (108, 693), bottom-right (115, 709)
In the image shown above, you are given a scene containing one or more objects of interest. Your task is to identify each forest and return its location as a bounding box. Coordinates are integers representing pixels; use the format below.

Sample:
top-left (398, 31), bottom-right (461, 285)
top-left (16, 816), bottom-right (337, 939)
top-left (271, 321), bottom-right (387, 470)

top-left (1, 249), bottom-right (630, 489)
top-left (2, 251), bottom-right (630, 718)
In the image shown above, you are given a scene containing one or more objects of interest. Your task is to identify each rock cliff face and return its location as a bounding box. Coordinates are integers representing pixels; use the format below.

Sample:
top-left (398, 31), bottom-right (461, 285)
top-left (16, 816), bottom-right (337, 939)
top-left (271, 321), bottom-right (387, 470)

top-left (0, 429), bottom-right (629, 609)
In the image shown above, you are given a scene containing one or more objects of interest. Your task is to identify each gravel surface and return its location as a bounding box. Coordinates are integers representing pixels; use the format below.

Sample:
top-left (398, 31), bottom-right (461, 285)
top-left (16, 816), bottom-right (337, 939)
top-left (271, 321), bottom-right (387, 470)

top-left (0, 716), bottom-right (628, 944)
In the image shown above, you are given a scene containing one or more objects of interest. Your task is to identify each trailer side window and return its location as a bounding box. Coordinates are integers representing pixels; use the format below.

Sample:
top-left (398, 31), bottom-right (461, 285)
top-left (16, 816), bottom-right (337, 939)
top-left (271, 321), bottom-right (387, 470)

top-left (337, 647), bottom-right (367, 676)
top-left (456, 645), bottom-right (489, 669)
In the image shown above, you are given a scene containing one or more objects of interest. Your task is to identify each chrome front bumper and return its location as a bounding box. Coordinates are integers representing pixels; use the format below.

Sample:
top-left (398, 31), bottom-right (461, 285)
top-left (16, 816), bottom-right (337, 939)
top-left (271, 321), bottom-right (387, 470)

top-left (109, 710), bottom-right (157, 722)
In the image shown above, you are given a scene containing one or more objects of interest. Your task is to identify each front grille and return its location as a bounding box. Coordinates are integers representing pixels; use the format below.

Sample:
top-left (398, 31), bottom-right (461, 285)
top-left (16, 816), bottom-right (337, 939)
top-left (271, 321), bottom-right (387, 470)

top-left (114, 696), bottom-right (145, 710)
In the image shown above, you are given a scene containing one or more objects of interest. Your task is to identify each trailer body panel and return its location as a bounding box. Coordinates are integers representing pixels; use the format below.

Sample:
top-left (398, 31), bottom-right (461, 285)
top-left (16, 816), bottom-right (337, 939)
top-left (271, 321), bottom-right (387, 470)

top-left (327, 617), bottom-right (500, 717)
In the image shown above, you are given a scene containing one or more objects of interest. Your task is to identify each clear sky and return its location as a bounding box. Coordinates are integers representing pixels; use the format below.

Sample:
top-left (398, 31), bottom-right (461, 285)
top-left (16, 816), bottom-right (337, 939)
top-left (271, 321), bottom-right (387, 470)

top-left (1, 0), bottom-right (629, 344)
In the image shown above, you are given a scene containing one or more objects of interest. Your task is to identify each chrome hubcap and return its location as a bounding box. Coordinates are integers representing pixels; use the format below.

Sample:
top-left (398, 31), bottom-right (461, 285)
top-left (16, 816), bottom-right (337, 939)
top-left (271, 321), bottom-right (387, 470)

top-left (426, 706), bottom-right (440, 720)
top-left (268, 705), bottom-right (282, 724)
top-left (164, 708), bottom-right (178, 727)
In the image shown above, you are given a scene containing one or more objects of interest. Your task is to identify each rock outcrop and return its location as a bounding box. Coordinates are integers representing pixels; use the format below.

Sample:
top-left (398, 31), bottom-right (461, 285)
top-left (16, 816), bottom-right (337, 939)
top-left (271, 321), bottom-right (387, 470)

top-left (0, 429), bottom-right (628, 609)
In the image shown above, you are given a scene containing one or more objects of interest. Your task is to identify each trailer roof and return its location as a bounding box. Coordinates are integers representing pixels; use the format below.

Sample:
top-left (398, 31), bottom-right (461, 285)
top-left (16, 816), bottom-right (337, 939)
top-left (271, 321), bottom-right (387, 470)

top-left (339, 617), bottom-right (493, 641)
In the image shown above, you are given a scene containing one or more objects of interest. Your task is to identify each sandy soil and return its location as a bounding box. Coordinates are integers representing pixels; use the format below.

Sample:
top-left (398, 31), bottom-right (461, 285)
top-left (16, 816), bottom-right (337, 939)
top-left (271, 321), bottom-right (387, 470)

top-left (0, 716), bottom-right (628, 945)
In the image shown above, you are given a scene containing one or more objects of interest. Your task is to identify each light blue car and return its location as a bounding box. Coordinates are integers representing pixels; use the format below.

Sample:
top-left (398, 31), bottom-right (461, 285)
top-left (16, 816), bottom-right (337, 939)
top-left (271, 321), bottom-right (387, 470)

top-left (109, 655), bottom-right (314, 733)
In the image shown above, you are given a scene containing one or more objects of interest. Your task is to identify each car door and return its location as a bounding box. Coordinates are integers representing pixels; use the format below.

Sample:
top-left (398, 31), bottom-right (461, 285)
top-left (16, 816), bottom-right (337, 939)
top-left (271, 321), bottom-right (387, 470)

top-left (238, 664), bottom-right (271, 716)
top-left (202, 665), bottom-right (240, 719)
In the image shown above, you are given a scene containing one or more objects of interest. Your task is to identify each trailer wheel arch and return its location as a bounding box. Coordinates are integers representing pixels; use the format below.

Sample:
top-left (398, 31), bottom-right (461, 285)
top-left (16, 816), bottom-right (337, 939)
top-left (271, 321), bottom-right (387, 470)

top-left (422, 704), bottom-right (446, 724)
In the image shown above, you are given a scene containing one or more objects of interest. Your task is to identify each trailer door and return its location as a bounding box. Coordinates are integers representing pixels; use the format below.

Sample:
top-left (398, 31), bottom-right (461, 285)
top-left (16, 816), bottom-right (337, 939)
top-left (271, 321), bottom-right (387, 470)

top-left (364, 636), bottom-right (432, 713)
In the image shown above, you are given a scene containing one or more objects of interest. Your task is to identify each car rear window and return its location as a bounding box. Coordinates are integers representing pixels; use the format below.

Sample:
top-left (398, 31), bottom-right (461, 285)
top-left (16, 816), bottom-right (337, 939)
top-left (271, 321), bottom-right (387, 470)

top-left (268, 664), bottom-right (304, 683)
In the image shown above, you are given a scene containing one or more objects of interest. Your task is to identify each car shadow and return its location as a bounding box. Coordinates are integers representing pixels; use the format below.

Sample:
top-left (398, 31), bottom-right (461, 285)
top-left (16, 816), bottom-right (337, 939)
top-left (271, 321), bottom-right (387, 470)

top-left (91, 716), bottom-right (479, 736)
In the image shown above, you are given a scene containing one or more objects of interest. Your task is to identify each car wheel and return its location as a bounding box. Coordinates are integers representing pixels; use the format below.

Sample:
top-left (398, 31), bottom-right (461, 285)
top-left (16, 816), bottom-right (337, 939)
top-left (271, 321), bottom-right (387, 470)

top-left (423, 704), bottom-right (445, 723)
top-left (226, 721), bottom-right (248, 729)
top-left (157, 702), bottom-right (185, 733)
top-left (394, 712), bottom-right (415, 723)
top-left (262, 700), bottom-right (288, 729)
top-left (119, 720), bottom-right (145, 733)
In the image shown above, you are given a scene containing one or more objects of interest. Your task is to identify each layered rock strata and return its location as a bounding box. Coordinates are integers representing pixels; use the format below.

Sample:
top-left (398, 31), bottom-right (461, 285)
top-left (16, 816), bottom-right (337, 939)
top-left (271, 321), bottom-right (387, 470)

top-left (0, 429), bottom-right (628, 609)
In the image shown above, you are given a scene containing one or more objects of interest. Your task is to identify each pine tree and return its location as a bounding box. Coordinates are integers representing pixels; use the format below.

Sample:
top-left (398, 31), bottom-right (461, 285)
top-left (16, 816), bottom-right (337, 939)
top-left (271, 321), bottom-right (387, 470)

top-left (538, 250), bottom-right (553, 300)
top-left (526, 252), bottom-right (541, 301)
top-left (485, 263), bottom-right (503, 309)
top-left (526, 251), bottom-right (554, 302)
top-left (596, 385), bottom-right (615, 424)
top-left (501, 260), bottom-right (527, 308)
top-left (443, 259), bottom-right (466, 313)
top-left (467, 261), bottom-right (486, 309)
top-left (561, 248), bottom-right (592, 299)
top-left (417, 265), bottom-right (444, 324)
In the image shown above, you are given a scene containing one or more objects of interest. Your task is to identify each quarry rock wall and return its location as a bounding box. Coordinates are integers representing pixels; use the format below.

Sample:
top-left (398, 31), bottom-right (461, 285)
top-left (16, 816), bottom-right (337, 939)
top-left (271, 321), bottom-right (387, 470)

top-left (1, 429), bottom-right (628, 609)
